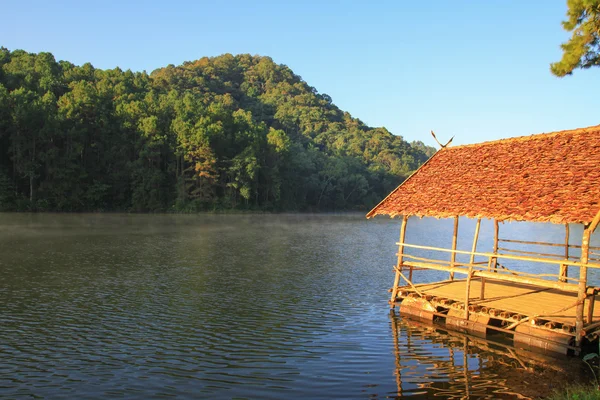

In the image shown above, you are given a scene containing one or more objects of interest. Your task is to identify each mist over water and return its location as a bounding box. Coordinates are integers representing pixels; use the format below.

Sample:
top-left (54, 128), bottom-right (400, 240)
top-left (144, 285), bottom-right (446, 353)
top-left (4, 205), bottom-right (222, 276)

top-left (0, 213), bottom-right (591, 399)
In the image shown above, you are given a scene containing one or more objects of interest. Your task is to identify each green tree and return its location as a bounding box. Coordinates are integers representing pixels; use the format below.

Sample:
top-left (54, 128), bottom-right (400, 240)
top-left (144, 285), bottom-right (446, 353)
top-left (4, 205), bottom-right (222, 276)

top-left (551, 0), bottom-right (600, 76)
top-left (0, 48), bottom-right (435, 212)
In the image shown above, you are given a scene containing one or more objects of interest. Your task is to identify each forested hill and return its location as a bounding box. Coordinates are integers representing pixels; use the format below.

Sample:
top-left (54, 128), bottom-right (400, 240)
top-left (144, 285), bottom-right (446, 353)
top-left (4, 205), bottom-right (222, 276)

top-left (0, 48), bottom-right (435, 212)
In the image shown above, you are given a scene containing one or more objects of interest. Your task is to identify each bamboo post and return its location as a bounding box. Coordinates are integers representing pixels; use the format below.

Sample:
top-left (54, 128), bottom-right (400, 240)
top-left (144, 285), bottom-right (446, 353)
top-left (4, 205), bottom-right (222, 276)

top-left (470, 218), bottom-right (481, 265)
top-left (482, 219), bottom-right (498, 299)
top-left (587, 289), bottom-right (596, 326)
top-left (449, 216), bottom-right (459, 281)
top-left (465, 267), bottom-right (473, 320)
top-left (492, 220), bottom-right (499, 272)
top-left (390, 215), bottom-right (409, 307)
top-left (576, 226), bottom-right (591, 347)
top-left (468, 218), bottom-right (485, 300)
top-left (465, 218), bottom-right (482, 318)
top-left (559, 224), bottom-right (569, 282)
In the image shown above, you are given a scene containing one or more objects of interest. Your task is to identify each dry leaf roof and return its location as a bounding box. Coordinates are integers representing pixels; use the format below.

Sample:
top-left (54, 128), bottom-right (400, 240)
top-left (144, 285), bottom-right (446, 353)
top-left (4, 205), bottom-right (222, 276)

top-left (366, 125), bottom-right (600, 224)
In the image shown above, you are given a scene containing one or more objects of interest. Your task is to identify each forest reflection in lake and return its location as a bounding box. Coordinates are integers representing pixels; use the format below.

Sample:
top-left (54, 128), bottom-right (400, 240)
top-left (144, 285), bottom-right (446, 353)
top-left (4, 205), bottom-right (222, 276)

top-left (0, 213), bottom-right (592, 399)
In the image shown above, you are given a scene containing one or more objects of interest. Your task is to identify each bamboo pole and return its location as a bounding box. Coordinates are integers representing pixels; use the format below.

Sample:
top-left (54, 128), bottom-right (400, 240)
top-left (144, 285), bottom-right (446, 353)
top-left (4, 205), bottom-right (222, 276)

top-left (403, 254), bottom-right (489, 269)
top-left (504, 298), bottom-right (582, 331)
top-left (589, 209), bottom-right (600, 234)
top-left (449, 216), bottom-right (459, 281)
top-left (465, 218), bottom-right (480, 319)
top-left (560, 224), bottom-right (570, 282)
top-left (465, 268), bottom-right (473, 320)
top-left (587, 290), bottom-right (596, 326)
top-left (396, 242), bottom-right (600, 269)
top-left (401, 255), bottom-right (578, 282)
top-left (407, 220), bottom-right (415, 281)
top-left (499, 237), bottom-right (600, 252)
top-left (402, 260), bottom-right (579, 292)
top-left (481, 219), bottom-right (498, 299)
top-left (498, 247), bottom-right (568, 259)
top-left (398, 271), bottom-right (424, 297)
top-left (470, 219), bottom-right (485, 300)
top-left (576, 226), bottom-right (592, 347)
top-left (492, 220), bottom-right (499, 273)
top-left (582, 320), bottom-right (600, 332)
top-left (470, 218), bottom-right (481, 265)
top-left (584, 211), bottom-right (600, 331)
top-left (390, 216), bottom-right (408, 307)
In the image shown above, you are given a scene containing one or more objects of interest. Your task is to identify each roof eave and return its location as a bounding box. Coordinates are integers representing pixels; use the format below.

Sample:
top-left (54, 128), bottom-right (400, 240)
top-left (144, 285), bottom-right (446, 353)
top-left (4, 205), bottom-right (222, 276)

top-left (365, 148), bottom-right (444, 219)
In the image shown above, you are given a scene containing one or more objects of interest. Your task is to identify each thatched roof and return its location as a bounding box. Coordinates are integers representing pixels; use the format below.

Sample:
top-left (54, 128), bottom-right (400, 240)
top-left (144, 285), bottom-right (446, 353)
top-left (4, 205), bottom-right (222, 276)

top-left (366, 125), bottom-right (600, 224)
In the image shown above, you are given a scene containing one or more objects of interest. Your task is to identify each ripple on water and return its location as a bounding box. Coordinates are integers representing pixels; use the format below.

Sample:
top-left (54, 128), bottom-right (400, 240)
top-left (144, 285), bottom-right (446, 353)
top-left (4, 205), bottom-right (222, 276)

top-left (0, 214), bottom-right (590, 399)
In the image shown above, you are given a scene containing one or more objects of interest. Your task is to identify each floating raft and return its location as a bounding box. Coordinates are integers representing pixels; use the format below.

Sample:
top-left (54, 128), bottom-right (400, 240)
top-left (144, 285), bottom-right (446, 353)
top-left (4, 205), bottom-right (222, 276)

top-left (392, 278), bottom-right (600, 354)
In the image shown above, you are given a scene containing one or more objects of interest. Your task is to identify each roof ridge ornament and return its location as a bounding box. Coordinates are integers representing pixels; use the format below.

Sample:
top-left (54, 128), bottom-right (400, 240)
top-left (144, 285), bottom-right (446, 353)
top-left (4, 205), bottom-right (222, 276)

top-left (431, 130), bottom-right (454, 149)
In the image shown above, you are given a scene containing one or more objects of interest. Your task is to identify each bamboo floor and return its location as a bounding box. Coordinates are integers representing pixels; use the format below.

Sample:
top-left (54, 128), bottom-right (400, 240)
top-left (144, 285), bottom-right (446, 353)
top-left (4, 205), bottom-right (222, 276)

top-left (395, 277), bottom-right (600, 328)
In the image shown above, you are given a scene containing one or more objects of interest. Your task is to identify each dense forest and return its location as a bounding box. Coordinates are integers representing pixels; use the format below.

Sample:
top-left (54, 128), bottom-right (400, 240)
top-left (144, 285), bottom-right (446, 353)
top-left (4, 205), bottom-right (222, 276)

top-left (0, 48), bottom-right (435, 212)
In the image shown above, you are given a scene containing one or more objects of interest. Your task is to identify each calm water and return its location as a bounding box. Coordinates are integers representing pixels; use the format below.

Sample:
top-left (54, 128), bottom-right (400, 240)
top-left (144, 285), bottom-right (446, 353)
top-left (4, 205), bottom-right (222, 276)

top-left (0, 213), bottom-right (593, 399)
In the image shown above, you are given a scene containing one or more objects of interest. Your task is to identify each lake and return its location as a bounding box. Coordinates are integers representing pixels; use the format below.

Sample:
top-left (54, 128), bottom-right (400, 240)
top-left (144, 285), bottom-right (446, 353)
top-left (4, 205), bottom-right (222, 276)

top-left (0, 213), bottom-right (592, 399)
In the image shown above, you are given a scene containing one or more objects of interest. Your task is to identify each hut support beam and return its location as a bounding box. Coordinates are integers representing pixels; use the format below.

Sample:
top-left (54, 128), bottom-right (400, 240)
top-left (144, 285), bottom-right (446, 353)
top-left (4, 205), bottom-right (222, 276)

top-left (390, 215), bottom-right (409, 307)
top-left (559, 224), bottom-right (569, 282)
top-left (576, 226), bottom-right (592, 347)
top-left (470, 219), bottom-right (481, 266)
top-left (492, 220), bottom-right (499, 273)
top-left (465, 219), bottom-right (481, 318)
top-left (469, 219), bottom-right (484, 300)
top-left (580, 210), bottom-right (600, 339)
top-left (464, 268), bottom-right (473, 320)
top-left (483, 219), bottom-right (499, 299)
top-left (449, 217), bottom-right (458, 281)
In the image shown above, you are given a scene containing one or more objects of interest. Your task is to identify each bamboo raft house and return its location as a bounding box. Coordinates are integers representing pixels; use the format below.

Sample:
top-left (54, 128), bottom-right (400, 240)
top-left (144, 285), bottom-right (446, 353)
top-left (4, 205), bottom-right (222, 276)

top-left (366, 125), bottom-right (600, 355)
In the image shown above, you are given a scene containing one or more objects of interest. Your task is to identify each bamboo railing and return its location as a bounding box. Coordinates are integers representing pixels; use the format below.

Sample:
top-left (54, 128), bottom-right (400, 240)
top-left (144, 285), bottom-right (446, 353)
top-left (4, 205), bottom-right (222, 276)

top-left (397, 243), bottom-right (599, 290)
top-left (390, 215), bottom-right (600, 348)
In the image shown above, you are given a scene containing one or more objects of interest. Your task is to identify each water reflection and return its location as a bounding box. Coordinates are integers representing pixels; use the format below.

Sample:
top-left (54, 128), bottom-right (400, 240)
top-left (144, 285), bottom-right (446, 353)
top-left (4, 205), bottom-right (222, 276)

top-left (390, 311), bottom-right (583, 399)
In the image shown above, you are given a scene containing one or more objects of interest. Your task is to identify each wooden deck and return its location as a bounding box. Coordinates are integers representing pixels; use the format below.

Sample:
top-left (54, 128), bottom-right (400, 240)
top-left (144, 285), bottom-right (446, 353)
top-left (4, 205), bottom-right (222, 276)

top-left (397, 278), bottom-right (600, 326)
top-left (392, 276), bottom-right (600, 354)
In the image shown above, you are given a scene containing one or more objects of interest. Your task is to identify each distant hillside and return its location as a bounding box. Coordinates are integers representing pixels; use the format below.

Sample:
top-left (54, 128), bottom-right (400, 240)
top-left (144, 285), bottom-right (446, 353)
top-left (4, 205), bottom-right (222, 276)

top-left (0, 49), bottom-right (435, 212)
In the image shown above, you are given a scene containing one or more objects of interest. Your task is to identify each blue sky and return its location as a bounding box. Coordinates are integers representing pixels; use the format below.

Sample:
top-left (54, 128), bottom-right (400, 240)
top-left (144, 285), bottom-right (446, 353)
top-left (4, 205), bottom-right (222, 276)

top-left (2, 0), bottom-right (597, 146)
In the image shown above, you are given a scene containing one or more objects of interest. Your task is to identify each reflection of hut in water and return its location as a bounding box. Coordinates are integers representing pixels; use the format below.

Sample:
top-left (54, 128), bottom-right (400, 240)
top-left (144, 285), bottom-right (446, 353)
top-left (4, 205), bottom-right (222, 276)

top-left (389, 312), bottom-right (581, 399)
top-left (368, 126), bottom-right (600, 354)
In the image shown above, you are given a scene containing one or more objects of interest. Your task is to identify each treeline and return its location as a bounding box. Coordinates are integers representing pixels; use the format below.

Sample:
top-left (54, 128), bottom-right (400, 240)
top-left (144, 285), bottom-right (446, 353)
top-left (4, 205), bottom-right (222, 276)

top-left (0, 48), bottom-right (435, 212)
